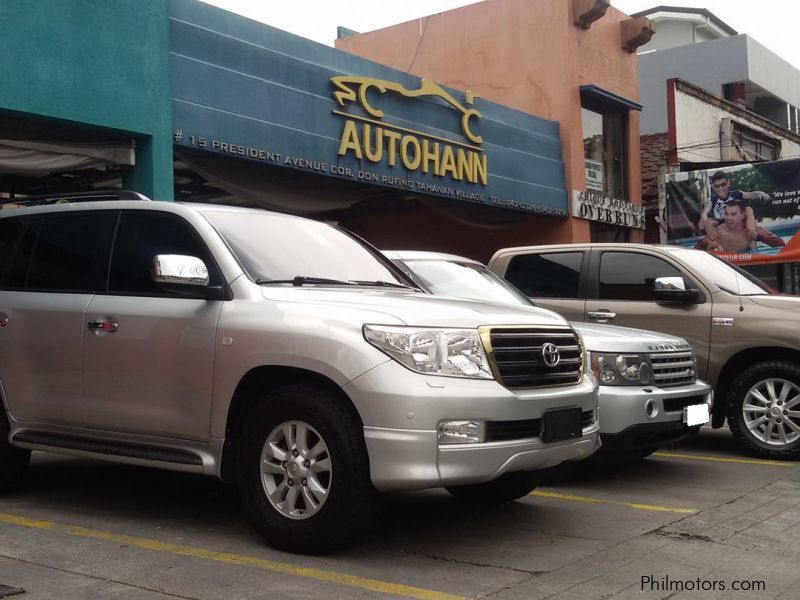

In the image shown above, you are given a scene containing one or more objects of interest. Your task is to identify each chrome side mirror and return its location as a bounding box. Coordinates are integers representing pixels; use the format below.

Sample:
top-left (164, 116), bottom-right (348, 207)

top-left (654, 276), bottom-right (687, 291)
top-left (152, 255), bottom-right (209, 287)
top-left (652, 276), bottom-right (699, 303)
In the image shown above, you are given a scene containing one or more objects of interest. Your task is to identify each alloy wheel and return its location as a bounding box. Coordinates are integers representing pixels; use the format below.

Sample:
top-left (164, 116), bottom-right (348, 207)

top-left (260, 420), bottom-right (332, 519)
top-left (742, 378), bottom-right (800, 446)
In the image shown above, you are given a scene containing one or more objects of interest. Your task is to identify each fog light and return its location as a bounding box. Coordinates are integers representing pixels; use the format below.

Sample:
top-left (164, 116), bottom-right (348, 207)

top-left (438, 420), bottom-right (485, 444)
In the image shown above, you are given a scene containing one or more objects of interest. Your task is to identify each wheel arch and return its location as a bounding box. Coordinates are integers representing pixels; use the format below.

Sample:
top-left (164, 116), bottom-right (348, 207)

top-left (713, 347), bottom-right (800, 427)
top-left (219, 366), bottom-right (364, 482)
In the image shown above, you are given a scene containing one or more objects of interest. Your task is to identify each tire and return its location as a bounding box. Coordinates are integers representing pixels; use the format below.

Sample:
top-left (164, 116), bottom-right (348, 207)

top-left (446, 471), bottom-right (541, 505)
top-left (726, 361), bottom-right (800, 460)
top-left (235, 383), bottom-right (380, 553)
top-left (0, 411), bottom-right (30, 493)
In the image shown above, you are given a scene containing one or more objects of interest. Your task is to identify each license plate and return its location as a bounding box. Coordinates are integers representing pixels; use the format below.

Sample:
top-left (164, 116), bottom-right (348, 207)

top-left (541, 407), bottom-right (582, 443)
top-left (684, 403), bottom-right (710, 426)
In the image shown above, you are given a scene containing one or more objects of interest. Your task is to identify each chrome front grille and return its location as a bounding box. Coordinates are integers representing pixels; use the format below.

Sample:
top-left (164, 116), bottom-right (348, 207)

top-left (484, 327), bottom-right (583, 388)
top-left (649, 351), bottom-right (695, 387)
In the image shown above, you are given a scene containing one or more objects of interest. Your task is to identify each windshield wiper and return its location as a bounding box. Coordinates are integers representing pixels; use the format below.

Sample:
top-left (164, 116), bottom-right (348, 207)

top-left (715, 284), bottom-right (739, 296)
top-left (351, 280), bottom-right (418, 290)
top-left (714, 283), bottom-right (767, 297)
top-left (256, 276), bottom-right (357, 286)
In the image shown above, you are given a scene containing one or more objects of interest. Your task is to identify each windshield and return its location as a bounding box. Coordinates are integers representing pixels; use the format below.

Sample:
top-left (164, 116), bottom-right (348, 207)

top-left (670, 248), bottom-right (771, 296)
top-left (203, 211), bottom-right (407, 285)
top-left (402, 259), bottom-right (533, 306)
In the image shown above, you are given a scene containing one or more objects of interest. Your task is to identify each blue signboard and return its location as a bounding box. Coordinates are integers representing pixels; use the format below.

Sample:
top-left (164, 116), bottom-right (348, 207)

top-left (169, 0), bottom-right (567, 215)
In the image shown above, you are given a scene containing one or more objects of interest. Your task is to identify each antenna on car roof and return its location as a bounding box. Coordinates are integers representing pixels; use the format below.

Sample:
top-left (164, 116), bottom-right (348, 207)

top-left (4, 190), bottom-right (152, 207)
top-left (735, 266), bottom-right (744, 312)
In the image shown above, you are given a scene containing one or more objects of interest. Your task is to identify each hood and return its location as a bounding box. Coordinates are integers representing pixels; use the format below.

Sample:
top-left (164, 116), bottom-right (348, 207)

top-left (747, 294), bottom-right (800, 311)
top-left (570, 321), bottom-right (691, 353)
top-left (261, 286), bottom-right (568, 328)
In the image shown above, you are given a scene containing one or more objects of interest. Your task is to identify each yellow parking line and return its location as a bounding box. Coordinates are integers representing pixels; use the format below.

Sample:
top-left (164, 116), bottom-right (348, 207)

top-left (531, 490), bottom-right (697, 514)
top-left (652, 452), bottom-right (794, 467)
top-left (0, 512), bottom-right (468, 600)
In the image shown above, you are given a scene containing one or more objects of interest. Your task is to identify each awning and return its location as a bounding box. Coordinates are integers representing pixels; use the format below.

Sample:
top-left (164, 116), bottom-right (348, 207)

top-left (579, 85), bottom-right (642, 112)
top-left (0, 138), bottom-right (135, 175)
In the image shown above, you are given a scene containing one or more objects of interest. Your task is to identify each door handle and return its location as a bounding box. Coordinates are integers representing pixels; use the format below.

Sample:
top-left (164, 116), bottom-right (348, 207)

top-left (88, 319), bottom-right (119, 333)
top-left (587, 311), bottom-right (616, 321)
top-left (0, 311), bottom-right (8, 327)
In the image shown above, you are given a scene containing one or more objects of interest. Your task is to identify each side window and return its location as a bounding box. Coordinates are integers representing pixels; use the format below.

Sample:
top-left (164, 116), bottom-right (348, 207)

top-left (10, 213), bottom-right (112, 292)
top-left (504, 252), bottom-right (584, 298)
top-left (598, 252), bottom-right (685, 301)
top-left (108, 212), bottom-right (221, 297)
top-left (0, 217), bottom-right (25, 286)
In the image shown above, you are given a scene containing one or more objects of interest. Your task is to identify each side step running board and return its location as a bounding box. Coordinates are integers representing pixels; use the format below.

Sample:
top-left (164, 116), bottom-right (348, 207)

top-left (13, 431), bottom-right (203, 466)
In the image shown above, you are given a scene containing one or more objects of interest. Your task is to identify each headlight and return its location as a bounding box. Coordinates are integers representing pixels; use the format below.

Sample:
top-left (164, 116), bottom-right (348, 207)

top-left (364, 325), bottom-right (493, 379)
top-left (590, 352), bottom-right (653, 386)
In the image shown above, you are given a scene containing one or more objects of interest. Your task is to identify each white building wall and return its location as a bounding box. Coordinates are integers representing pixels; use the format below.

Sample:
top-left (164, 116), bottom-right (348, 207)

top-left (746, 37), bottom-right (800, 111)
top-left (638, 20), bottom-right (695, 52)
top-left (675, 90), bottom-right (800, 164)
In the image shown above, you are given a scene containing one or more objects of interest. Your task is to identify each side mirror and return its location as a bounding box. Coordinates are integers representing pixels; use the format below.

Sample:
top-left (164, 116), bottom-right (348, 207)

top-left (153, 254), bottom-right (209, 287)
top-left (652, 276), bottom-right (700, 303)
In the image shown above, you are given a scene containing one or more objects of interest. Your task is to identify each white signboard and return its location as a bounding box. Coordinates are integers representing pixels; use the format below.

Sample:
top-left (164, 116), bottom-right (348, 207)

top-left (572, 190), bottom-right (645, 229)
top-left (585, 159), bottom-right (603, 191)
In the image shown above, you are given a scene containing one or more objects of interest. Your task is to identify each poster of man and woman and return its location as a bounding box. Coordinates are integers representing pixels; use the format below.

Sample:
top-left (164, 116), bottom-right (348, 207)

top-left (666, 158), bottom-right (800, 265)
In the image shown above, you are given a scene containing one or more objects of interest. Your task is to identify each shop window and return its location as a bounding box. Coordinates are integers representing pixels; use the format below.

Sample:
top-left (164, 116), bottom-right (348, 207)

top-left (732, 123), bottom-right (779, 161)
top-left (581, 106), bottom-right (628, 200)
top-left (590, 221), bottom-right (630, 243)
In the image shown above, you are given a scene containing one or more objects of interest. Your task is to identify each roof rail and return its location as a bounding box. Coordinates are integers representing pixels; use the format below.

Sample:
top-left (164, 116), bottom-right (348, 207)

top-left (2, 190), bottom-right (152, 207)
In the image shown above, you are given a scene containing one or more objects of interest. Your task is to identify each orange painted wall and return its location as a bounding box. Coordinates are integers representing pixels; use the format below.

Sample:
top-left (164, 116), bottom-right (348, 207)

top-left (337, 0), bottom-right (643, 244)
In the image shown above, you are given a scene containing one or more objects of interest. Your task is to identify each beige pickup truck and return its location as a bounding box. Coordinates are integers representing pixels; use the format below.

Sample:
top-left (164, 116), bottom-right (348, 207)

top-left (488, 243), bottom-right (800, 460)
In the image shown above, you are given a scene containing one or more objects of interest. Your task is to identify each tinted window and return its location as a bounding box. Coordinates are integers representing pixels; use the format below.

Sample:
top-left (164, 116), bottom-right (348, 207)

top-left (598, 252), bottom-right (683, 301)
top-left (109, 212), bottom-right (220, 296)
top-left (0, 217), bottom-right (25, 285)
top-left (21, 213), bottom-right (112, 292)
top-left (504, 252), bottom-right (584, 298)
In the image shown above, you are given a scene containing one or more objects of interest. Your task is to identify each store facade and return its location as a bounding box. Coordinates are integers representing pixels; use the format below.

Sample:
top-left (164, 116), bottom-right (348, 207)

top-left (337, 0), bottom-right (652, 246)
top-left (1, 0), bottom-right (647, 260)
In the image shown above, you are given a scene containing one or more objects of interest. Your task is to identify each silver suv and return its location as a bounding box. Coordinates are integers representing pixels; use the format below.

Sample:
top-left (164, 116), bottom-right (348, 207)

top-left (384, 251), bottom-right (712, 462)
top-left (0, 193), bottom-right (599, 553)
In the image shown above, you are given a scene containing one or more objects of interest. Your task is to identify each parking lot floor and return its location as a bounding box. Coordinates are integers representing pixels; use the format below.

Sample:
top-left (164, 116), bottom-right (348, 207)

top-left (1, 426), bottom-right (799, 599)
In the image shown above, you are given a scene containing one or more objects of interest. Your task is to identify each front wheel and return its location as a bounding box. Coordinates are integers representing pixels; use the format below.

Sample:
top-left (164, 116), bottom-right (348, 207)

top-left (726, 361), bottom-right (800, 460)
top-left (236, 384), bottom-right (380, 553)
top-left (446, 471), bottom-right (541, 505)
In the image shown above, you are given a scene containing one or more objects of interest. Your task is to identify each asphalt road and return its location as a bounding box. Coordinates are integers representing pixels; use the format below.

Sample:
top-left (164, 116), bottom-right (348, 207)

top-left (1, 427), bottom-right (799, 599)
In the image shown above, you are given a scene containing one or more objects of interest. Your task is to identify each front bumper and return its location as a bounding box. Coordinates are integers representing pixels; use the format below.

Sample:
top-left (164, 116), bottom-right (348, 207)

top-left (596, 380), bottom-right (712, 450)
top-left (344, 359), bottom-right (600, 492)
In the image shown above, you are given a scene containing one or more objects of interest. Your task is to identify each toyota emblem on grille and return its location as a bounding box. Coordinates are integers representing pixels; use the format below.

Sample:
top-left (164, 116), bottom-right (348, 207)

top-left (541, 343), bottom-right (560, 367)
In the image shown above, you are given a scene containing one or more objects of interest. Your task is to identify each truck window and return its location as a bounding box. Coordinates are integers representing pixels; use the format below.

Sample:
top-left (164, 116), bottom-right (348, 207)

top-left (505, 252), bottom-right (583, 298)
top-left (598, 252), bottom-right (684, 301)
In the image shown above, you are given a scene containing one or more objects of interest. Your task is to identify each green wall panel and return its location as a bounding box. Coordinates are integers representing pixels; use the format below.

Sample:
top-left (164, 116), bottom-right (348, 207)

top-left (0, 0), bottom-right (173, 199)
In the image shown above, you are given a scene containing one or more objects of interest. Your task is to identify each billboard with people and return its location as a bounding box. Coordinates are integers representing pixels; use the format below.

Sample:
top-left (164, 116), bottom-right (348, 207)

top-left (666, 159), bottom-right (800, 265)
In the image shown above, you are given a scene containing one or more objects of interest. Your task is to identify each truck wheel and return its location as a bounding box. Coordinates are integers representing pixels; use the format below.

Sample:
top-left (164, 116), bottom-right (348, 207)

top-left (236, 384), bottom-right (380, 553)
top-left (0, 412), bottom-right (30, 492)
top-left (446, 471), bottom-right (541, 505)
top-left (726, 361), bottom-right (800, 460)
